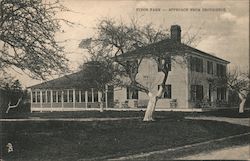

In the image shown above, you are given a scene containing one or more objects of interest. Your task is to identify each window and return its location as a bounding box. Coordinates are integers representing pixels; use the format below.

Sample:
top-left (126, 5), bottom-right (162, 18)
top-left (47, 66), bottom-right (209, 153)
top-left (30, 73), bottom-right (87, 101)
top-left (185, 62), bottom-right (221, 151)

top-left (207, 61), bottom-right (213, 74)
top-left (88, 89), bottom-right (92, 102)
top-left (47, 91), bottom-right (51, 103)
top-left (158, 85), bottom-right (171, 99)
top-left (190, 56), bottom-right (203, 73)
top-left (217, 87), bottom-right (226, 100)
top-left (208, 84), bottom-right (212, 101)
top-left (102, 91), bottom-right (106, 102)
top-left (75, 90), bottom-right (80, 102)
top-left (58, 91), bottom-right (62, 103)
top-left (191, 85), bottom-right (203, 101)
top-left (53, 91), bottom-right (57, 102)
top-left (81, 90), bottom-right (85, 102)
top-left (37, 91), bottom-right (40, 103)
top-left (127, 87), bottom-right (138, 99)
top-left (93, 89), bottom-right (98, 102)
top-left (63, 90), bottom-right (68, 102)
top-left (32, 91), bottom-right (36, 103)
top-left (42, 91), bottom-right (46, 103)
top-left (216, 64), bottom-right (226, 77)
top-left (158, 57), bottom-right (171, 72)
top-left (69, 90), bottom-right (73, 102)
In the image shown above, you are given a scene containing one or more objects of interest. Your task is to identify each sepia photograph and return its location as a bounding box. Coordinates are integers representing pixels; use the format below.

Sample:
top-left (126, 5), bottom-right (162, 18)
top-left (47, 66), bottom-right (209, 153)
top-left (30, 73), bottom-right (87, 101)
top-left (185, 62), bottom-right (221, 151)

top-left (0, 0), bottom-right (249, 160)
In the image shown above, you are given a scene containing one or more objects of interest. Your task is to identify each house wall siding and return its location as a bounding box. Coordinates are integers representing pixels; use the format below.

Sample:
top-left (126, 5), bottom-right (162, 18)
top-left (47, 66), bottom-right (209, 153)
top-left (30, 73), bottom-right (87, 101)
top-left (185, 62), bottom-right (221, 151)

top-left (187, 54), bottom-right (228, 108)
top-left (114, 56), bottom-right (189, 109)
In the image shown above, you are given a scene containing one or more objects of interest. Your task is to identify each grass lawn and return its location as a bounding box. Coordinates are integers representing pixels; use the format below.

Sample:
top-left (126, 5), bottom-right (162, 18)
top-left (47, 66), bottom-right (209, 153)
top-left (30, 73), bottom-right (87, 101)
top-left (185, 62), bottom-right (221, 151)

top-left (1, 111), bottom-right (250, 161)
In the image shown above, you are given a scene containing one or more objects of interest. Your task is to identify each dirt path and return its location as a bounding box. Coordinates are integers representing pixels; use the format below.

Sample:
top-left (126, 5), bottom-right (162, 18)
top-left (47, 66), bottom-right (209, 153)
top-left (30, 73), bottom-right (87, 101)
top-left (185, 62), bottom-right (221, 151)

top-left (178, 144), bottom-right (250, 160)
top-left (178, 116), bottom-right (250, 160)
top-left (108, 132), bottom-right (250, 161)
top-left (185, 116), bottom-right (250, 127)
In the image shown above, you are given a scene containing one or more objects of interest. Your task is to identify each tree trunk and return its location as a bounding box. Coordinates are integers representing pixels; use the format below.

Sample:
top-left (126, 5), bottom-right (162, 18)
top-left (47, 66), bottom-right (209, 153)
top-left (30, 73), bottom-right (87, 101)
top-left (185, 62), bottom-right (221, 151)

top-left (100, 92), bottom-right (104, 112)
top-left (143, 92), bottom-right (157, 121)
top-left (100, 101), bottom-right (104, 112)
top-left (238, 93), bottom-right (246, 113)
top-left (6, 97), bottom-right (22, 114)
top-left (143, 70), bottom-right (168, 121)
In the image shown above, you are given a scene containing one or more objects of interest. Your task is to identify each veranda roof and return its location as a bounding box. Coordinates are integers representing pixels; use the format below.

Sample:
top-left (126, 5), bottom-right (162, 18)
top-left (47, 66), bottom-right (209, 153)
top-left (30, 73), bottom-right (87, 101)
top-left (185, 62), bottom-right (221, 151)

top-left (29, 62), bottom-right (101, 90)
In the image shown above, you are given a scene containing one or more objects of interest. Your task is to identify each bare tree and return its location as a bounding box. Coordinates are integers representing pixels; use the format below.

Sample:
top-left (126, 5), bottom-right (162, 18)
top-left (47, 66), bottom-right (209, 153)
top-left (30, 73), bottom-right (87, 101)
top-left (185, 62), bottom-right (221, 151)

top-left (80, 18), bottom-right (192, 121)
top-left (0, 0), bottom-right (70, 79)
top-left (209, 69), bottom-right (250, 113)
top-left (79, 59), bottom-right (121, 112)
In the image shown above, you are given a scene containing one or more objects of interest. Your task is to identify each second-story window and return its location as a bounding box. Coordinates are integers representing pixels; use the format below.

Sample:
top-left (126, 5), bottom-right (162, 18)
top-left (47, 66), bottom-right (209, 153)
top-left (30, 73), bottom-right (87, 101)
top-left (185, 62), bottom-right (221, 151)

top-left (158, 57), bottom-right (171, 72)
top-left (216, 64), bottom-right (226, 77)
top-left (207, 61), bottom-right (213, 74)
top-left (190, 56), bottom-right (203, 73)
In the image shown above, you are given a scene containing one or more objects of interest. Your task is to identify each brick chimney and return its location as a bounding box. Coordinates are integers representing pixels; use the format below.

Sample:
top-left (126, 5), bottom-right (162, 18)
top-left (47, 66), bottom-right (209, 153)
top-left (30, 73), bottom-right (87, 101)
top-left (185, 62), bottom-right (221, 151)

top-left (170, 25), bottom-right (181, 43)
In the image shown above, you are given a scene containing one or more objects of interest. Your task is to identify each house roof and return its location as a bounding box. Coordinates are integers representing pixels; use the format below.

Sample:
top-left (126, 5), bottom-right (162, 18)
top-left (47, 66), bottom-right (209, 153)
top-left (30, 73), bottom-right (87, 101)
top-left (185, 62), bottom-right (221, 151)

top-left (29, 62), bottom-right (101, 90)
top-left (30, 38), bottom-right (229, 90)
top-left (115, 39), bottom-right (230, 64)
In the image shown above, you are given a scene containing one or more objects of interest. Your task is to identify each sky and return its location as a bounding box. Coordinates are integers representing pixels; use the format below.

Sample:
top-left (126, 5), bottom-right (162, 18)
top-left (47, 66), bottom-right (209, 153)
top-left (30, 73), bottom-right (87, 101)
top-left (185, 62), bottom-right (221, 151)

top-left (13, 0), bottom-right (249, 88)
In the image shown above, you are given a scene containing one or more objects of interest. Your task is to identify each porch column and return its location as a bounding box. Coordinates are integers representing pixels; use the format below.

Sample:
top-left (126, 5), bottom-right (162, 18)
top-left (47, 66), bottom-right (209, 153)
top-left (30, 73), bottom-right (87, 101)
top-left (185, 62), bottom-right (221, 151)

top-left (50, 90), bottom-right (53, 111)
top-left (35, 91), bottom-right (37, 103)
top-left (30, 90), bottom-right (33, 112)
top-left (79, 90), bottom-right (81, 103)
top-left (226, 88), bottom-right (229, 102)
top-left (98, 91), bottom-right (102, 110)
top-left (85, 91), bottom-right (88, 109)
top-left (56, 91), bottom-right (58, 103)
top-left (73, 89), bottom-right (76, 108)
top-left (45, 90), bottom-right (47, 103)
top-left (105, 85), bottom-right (108, 109)
top-left (40, 90), bottom-right (42, 108)
top-left (92, 88), bottom-right (94, 103)
top-left (67, 90), bottom-right (69, 103)
top-left (62, 90), bottom-right (64, 109)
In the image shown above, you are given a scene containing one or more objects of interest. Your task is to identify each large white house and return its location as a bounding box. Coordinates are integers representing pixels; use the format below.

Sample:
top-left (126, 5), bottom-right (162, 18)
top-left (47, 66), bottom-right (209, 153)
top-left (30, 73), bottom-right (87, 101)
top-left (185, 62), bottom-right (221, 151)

top-left (29, 25), bottom-right (229, 112)
top-left (113, 25), bottom-right (229, 110)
